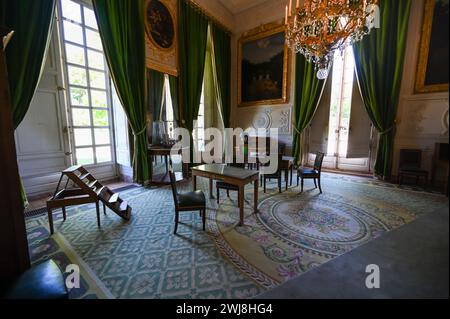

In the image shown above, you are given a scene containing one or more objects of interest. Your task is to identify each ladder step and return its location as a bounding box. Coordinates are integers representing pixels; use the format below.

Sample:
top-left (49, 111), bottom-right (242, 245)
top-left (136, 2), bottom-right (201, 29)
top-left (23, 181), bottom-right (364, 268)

top-left (88, 180), bottom-right (98, 188)
top-left (79, 173), bottom-right (92, 181)
top-left (119, 201), bottom-right (128, 212)
top-left (108, 193), bottom-right (119, 203)
top-left (96, 186), bottom-right (106, 196)
top-left (63, 165), bottom-right (82, 173)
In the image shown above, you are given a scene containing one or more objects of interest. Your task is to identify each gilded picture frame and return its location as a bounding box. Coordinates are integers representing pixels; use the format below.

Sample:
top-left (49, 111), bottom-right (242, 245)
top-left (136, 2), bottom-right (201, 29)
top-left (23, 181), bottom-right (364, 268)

top-left (238, 22), bottom-right (290, 107)
top-left (415, 0), bottom-right (449, 93)
top-left (145, 0), bottom-right (178, 76)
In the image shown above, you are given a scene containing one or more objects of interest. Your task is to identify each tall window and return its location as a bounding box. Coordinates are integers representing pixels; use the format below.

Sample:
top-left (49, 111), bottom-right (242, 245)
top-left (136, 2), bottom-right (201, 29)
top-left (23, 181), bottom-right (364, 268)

top-left (59, 0), bottom-right (113, 165)
top-left (326, 46), bottom-right (356, 157)
top-left (193, 26), bottom-right (224, 155)
top-left (194, 83), bottom-right (206, 152)
top-left (162, 74), bottom-right (175, 139)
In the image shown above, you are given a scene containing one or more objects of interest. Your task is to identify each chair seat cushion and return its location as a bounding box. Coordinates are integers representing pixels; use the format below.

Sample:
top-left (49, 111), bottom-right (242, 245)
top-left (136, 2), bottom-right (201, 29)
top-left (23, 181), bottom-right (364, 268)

top-left (5, 260), bottom-right (68, 299)
top-left (177, 190), bottom-right (206, 208)
top-left (263, 173), bottom-right (281, 178)
top-left (216, 181), bottom-right (239, 190)
top-left (399, 168), bottom-right (428, 175)
top-left (298, 167), bottom-right (319, 176)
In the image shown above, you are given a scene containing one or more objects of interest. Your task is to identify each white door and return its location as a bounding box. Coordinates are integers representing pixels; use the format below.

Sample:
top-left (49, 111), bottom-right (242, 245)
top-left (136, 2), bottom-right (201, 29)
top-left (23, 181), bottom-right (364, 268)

top-left (15, 21), bottom-right (73, 197)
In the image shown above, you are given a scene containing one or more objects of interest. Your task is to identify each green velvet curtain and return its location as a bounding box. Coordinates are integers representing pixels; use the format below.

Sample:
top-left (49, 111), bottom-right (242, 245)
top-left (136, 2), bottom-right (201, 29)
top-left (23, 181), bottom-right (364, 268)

top-left (178, 0), bottom-right (208, 133)
top-left (168, 75), bottom-right (179, 122)
top-left (93, 0), bottom-right (149, 184)
top-left (0, 0), bottom-right (56, 129)
top-left (353, 0), bottom-right (412, 179)
top-left (1, 0), bottom-right (56, 206)
top-left (211, 24), bottom-right (231, 128)
top-left (148, 69), bottom-right (165, 121)
top-left (292, 53), bottom-right (327, 164)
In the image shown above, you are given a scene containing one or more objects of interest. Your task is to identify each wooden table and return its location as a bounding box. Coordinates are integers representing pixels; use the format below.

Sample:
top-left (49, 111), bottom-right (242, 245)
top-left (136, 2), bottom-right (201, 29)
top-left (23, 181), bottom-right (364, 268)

top-left (148, 145), bottom-right (189, 185)
top-left (191, 164), bottom-right (259, 226)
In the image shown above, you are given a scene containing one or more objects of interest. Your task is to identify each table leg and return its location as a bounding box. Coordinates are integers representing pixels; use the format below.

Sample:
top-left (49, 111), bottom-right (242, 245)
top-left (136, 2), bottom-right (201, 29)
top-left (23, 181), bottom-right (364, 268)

top-left (290, 166), bottom-right (293, 186)
top-left (254, 179), bottom-right (258, 215)
top-left (239, 185), bottom-right (245, 226)
top-left (209, 178), bottom-right (214, 199)
top-left (149, 154), bottom-right (153, 185)
top-left (165, 155), bottom-right (169, 173)
top-left (193, 174), bottom-right (197, 190)
top-left (285, 169), bottom-right (288, 190)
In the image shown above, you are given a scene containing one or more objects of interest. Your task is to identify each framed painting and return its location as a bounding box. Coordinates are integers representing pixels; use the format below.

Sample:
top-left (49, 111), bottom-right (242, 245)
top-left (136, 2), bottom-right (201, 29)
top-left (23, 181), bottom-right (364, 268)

top-left (238, 22), bottom-right (290, 107)
top-left (415, 0), bottom-right (449, 93)
top-left (145, 0), bottom-right (178, 76)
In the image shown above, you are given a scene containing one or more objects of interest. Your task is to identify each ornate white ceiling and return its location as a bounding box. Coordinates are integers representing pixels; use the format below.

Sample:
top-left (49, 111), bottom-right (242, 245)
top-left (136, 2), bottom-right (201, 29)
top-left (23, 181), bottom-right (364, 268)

top-left (218, 0), bottom-right (271, 14)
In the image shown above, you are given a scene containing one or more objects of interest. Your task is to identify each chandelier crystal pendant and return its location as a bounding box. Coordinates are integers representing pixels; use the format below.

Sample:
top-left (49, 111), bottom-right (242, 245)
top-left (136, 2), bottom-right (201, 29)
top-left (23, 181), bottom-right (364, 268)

top-left (285, 0), bottom-right (378, 79)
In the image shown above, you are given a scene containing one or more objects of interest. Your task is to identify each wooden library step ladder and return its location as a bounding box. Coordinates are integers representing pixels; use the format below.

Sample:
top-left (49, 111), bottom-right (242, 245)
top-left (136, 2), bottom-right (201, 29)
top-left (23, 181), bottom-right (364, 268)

top-left (46, 165), bottom-right (132, 234)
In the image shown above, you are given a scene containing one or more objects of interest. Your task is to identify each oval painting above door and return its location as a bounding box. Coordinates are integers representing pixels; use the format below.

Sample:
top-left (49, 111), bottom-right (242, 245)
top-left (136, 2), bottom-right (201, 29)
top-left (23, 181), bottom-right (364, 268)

top-left (145, 0), bottom-right (175, 50)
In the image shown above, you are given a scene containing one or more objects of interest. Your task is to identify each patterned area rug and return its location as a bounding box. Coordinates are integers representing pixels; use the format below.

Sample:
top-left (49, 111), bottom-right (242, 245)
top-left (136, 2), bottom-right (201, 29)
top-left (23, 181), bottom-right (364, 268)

top-left (25, 172), bottom-right (448, 298)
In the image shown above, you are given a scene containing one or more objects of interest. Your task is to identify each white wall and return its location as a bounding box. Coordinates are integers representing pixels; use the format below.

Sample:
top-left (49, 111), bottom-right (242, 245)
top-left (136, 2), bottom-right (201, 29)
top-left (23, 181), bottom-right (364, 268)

top-left (393, 0), bottom-right (449, 179)
top-left (229, 0), bottom-right (449, 172)
top-left (231, 0), bottom-right (294, 152)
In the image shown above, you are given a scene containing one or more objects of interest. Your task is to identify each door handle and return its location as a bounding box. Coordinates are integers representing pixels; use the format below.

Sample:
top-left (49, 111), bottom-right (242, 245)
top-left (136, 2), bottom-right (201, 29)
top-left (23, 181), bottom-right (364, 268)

top-left (65, 152), bottom-right (72, 156)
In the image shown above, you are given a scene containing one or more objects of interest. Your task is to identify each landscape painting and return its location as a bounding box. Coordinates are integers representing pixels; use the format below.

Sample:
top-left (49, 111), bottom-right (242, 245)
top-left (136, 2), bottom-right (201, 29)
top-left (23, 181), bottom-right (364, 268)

top-left (416, 0), bottom-right (449, 93)
top-left (238, 23), bottom-right (289, 107)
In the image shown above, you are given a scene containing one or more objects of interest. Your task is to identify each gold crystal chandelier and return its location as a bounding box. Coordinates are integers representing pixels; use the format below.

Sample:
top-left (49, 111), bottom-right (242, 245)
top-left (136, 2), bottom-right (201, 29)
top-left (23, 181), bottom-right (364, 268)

top-left (285, 0), bottom-right (378, 79)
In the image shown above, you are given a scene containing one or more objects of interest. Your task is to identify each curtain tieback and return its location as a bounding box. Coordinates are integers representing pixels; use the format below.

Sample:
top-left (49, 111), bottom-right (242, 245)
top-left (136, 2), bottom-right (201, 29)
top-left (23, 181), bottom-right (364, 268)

top-left (134, 126), bottom-right (147, 136)
top-left (292, 124), bottom-right (303, 135)
top-left (378, 124), bottom-right (396, 135)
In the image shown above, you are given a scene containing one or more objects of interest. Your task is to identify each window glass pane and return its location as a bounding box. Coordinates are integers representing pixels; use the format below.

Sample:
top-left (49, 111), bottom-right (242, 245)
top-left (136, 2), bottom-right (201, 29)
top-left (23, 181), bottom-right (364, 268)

top-left (92, 109), bottom-right (109, 126)
top-left (76, 147), bottom-right (94, 165)
top-left (63, 20), bottom-right (84, 45)
top-left (89, 70), bottom-right (106, 89)
top-left (74, 128), bottom-right (92, 146)
top-left (91, 90), bottom-right (107, 108)
top-left (96, 146), bottom-right (112, 163)
top-left (87, 50), bottom-right (104, 70)
top-left (67, 65), bottom-right (87, 86)
top-left (61, 0), bottom-right (82, 23)
top-left (65, 43), bottom-right (85, 65)
top-left (83, 7), bottom-right (98, 30)
top-left (94, 128), bottom-right (110, 144)
top-left (72, 108), bottom-right (91, 126)
top-left (70, 87), bottom-right (89, 106)
top-left (86, 29), bottom-right (102, 50)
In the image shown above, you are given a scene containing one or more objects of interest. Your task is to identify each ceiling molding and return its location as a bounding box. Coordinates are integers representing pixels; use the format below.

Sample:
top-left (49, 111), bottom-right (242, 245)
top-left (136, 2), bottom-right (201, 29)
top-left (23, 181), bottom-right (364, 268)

top-left (218, 0), bottom-right (271, 15)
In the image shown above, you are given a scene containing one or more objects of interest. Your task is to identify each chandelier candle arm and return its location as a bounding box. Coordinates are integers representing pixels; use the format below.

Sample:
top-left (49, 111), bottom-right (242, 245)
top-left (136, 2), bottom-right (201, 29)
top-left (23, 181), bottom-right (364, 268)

top-left (285, 0), bottom-right (379, 79)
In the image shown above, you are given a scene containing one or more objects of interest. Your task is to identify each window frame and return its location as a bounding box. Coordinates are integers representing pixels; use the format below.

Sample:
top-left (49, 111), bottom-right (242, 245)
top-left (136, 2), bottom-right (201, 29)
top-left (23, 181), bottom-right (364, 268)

top-left (57, 0), bottom-right (116, 166)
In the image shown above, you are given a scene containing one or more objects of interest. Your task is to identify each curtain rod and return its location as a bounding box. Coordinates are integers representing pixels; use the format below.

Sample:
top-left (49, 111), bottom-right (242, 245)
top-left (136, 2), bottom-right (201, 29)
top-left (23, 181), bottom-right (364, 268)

top-left (185, 0), bottom-right (233, 35)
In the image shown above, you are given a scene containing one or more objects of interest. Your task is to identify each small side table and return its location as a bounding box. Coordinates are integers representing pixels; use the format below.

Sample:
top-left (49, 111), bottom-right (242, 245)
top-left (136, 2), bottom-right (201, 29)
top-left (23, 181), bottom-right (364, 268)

top-left (148, 145), bottom-right (189, 185)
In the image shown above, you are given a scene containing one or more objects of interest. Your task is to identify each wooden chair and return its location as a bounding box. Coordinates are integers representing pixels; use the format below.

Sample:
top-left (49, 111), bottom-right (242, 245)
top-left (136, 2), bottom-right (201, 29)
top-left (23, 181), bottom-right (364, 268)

top-left (262, 153), bottom-right (285, 193)
top-left (216, 163), bottom-right (245, 204)
top-left (297, 152), bottom-right (325, 193)
top-left (168, 163), bottom-right (206, 234)
top-left (398, 149), bottom-right (428, 186)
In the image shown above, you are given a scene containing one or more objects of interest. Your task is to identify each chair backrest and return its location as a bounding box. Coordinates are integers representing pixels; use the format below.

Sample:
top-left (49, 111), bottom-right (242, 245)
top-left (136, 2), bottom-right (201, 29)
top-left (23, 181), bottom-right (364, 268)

top-left (168, 158), bottom-right (178, 209)
top-left (314, 152), bottom-right (325, 173)
top-left (229, 162), bottom-right (245, 169)
top-left (399, 149), bottom-right (422, 169)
